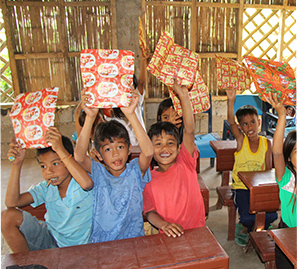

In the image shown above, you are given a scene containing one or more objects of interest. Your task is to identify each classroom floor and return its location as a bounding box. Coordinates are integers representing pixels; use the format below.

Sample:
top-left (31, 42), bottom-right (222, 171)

top-left (1, 157), bottom-right (280, 268)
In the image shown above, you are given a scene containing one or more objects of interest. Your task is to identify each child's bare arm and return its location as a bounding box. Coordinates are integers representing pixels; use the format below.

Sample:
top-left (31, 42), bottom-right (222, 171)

top-left (265, 92), bottom-right (286, 181)
top-left (121, 88), bottom-right (153, 175)
top-left (75, 102), bottom-right (83, 137)
top-left (45, 127), bottom-right (93, 190)
top-left (5, 138), bottom-right (34, 208)
top-left (226, 89), bottom-right (244, 150)
top-left (265, 139), bottom-right (273, 170)
top-left (172, 79), bottom-right (195, 156)
top-left (74, 88), bottom-right (99, 173)
top-left (146, 210), bottom-right (184, 238)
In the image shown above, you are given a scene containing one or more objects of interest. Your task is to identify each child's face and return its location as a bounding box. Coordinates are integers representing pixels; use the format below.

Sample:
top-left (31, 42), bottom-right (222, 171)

top-left (96, 137), bottom-right (131, 177)
top-left (151, 130), bottom-right (180, 172)
top-left (38, 151), bottom-right (71, 188)
top-left (161, 107), bottom-right (182, 129)
top-left (239, 114), bottom-right (260, 139)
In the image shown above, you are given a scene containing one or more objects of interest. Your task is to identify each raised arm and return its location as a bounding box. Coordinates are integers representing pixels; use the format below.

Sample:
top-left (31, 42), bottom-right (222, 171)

top-left (74, 88), bottom-right (99, 173)
top-left (172, 79), bottom-right (195, 156)
top-left (5, 138), bottom-right (34, 208)
top-left (45, 127), bottom-right (93, 190)
top-left (226, 89), bottom-right (244, 150)
top-left (121, 88), bottom-right (153, 175)
top-left (265, 92), bottom-right (286, 181)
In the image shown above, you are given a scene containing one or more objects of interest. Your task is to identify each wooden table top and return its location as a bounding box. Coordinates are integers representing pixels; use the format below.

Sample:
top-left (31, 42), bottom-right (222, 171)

top-left (238, 169), bottom-right (280, 213)
top-left (270, 227), bottom-right (297, 266)
top-left (2, 226), bottom-right (229, 269)
top-left (210, 140), bottom-right (237, 151)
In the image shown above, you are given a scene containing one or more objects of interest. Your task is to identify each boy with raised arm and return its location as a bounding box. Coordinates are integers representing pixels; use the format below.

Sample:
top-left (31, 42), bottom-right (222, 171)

top-left (143, 79), bottom-right (205, 238)
top-left (74, 88), bottom-right (153, 243)
top-left (1, 127), bottom-right (93, 253)
top-left (226, 89), bottom-right (278, 246)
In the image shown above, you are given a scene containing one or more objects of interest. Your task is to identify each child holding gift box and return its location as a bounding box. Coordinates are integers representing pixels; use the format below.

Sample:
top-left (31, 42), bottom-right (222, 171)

top-left (104, 56), bottom-right (147, 146)
top-left (1, 127), bottom-right (93, 253)
top-left (265, 92), bottom-right (296, 269)
top-left (74, 87), bottom-right (153, 243)
top-left (226, 89), bottom-right (278, 246)
top-left (143, 78), bottom-right (205, 238)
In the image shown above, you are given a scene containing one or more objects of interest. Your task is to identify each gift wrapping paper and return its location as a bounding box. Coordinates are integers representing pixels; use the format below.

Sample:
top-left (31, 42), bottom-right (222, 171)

top-left (147, 32), bottom-right (199, 88)
top-left (216, 54), bottom-right (251, 92)
top-left (169, 71), bottom-right (210, 116)
top-left (9, 87), bottom-right (59, 149)
top-left (138, 16), bottom-right (150, 58)
top-left (81, 49), bottom-right (134, 108)
top-left (244, 56), bottom-right (296, 106)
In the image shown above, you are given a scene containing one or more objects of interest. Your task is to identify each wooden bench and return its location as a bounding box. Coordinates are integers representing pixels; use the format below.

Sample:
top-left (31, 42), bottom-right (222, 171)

top-left (245, 230), bottom-right (276, 269)
top-left (216, 185), bottom-right (236, 240)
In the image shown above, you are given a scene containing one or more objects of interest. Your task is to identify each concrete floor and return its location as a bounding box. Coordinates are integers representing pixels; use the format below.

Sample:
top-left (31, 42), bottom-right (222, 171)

top-left (1, 157), bottom-right (280, 268)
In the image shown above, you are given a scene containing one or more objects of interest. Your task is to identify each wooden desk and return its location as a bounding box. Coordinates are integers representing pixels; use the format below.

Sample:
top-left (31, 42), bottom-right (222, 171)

top-left (238, 169), bottom-right (280, 230)
top-left (2, 226), bottom-right (229, 269)
top-left (270, 227), bottom-right (297, 267)
top-left (210, 140), bottom-right (237, 172)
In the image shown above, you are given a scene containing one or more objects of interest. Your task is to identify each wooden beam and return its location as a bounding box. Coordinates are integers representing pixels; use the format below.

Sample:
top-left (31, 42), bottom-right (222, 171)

top-left (110, 0), bottom-right (117, 49)
top-left (237, 0), bottom-right (244, 62)
top-left (277, 0), bottom-right (287, 61)
top-left (1, 0), bottom-right (21, 96)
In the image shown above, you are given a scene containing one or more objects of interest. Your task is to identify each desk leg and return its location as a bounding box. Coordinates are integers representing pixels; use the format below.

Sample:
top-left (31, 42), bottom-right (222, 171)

top-left (215, 171), bottom-right (231, 210)
top-left (253, 212), bottom-right (266, 231)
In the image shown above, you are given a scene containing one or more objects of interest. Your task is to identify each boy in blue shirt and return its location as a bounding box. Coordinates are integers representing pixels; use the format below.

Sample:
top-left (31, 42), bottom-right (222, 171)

top-left (1, 127), bottom-right (93, 253)
top-left (75, 88), bottom-right (153, 243)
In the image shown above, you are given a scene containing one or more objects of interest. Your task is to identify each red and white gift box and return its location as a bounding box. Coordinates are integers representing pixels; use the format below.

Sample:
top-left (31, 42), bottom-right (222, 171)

top-left (9, 87), bottom-right (59, 149)
top-left (80, 49), bottom-right (135, 108)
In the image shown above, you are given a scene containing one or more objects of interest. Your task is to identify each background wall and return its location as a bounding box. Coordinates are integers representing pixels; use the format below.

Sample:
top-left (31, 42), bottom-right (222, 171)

top-left (0, 98), bottom-right (227, 159)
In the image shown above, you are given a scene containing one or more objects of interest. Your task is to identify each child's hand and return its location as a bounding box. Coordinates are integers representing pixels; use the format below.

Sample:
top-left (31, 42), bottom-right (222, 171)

top-left (120, 87), bottom-right (139, 116)
top-left (81, 88), bottom-right (99, 119)
top-left (172, 77), bottom-right (188, 98)
top-left (7, 137), bottom-right (26, 164)
top-left (167, 106), bottom-right (182, 128)
top-left (226, 89), bottom-right (236, 102)
top-left (44, 127), bottom-right (64, 154)
top-left (265, 92), bottom-right (286, 117)
top-left (161, 222), bottom-right (184, 238)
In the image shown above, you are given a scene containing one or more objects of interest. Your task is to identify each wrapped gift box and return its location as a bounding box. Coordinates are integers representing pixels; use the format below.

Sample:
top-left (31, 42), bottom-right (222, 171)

top-left (9, 87), bottom-right (59, 149)
top-left (244, 56), bottom-right (296, 106)
top-left (81, 49), bottom-right (135, 108)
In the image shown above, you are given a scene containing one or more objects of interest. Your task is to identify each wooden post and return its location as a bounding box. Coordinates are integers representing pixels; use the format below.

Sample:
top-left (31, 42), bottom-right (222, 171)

top-left (1, 0), bottom-right (21, 97)
top-left (237, 0), bottom-right (244, 62)
top-left (277, 0), bottom-right (287, 62)
top-left (110, 0), bottom-right (117, 49)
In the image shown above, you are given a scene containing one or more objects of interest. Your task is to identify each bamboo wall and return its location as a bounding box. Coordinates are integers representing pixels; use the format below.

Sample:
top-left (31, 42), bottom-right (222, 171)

top-left (1, 0), bottom-right (296, 103)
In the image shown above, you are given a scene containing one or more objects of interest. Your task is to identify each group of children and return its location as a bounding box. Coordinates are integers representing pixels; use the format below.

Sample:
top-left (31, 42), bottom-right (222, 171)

top-left (1, 73), bottom-right (296, 261)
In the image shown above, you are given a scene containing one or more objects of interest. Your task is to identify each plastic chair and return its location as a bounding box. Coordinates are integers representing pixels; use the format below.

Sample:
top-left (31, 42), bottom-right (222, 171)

top-left (195, 94), bottom-right (221, 167)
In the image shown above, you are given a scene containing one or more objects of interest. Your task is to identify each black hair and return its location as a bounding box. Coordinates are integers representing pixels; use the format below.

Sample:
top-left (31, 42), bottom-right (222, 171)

top-left (93, 120), bottom-right (130, 153)
top-left (36, 135), bottom-right (74, 157)
top-left (283, 130), bottom-right (297, 212)
top-left (236, 105), bottom-right (258, 124)
top-left (157, 98), bottom-right (173, 122)
top-left (148, 121), bottom-right (180, 146)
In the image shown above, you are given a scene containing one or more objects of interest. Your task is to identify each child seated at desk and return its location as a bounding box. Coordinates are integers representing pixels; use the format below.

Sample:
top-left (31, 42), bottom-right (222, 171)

top-left (74, 88), bottom-right (153, 243)
top-left (226, 89), bottom-right (278, 246)
top-left (143, 79), bottom-right (205, 238)
top-left (1, 128), bottom-right (93, 253)
top-left (265, 92), bottom-right (296, 268)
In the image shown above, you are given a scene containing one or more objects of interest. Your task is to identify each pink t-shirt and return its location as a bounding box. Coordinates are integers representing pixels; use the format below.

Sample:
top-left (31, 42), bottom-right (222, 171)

top-left (143, 143), bottom-right (205, 230)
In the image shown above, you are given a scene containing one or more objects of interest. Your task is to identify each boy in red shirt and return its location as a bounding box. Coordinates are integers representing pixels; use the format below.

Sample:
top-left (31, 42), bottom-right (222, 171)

top-left (143, 79), bottom-right (205, 237)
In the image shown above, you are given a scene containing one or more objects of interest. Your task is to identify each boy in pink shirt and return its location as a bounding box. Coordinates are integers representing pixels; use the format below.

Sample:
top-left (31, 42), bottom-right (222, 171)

top-left (143, 79), bottom-right (205, 237)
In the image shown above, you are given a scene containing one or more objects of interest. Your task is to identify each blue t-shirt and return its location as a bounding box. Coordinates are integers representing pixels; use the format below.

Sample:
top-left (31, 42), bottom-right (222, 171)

top-left (89, 158), bottom-right (151, 243)
top-left (29, 178), bottom-right (93, 247)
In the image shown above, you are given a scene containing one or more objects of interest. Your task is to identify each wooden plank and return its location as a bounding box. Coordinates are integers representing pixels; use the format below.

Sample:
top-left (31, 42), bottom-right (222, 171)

top-left (1, 1), bottom-right (21, 96)
top-left (277, 0), bottom-right (287, 61)
top-left (110, 0), bottom-right (117, 48)
top-left (237, 0), bottom-right (244, 62)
